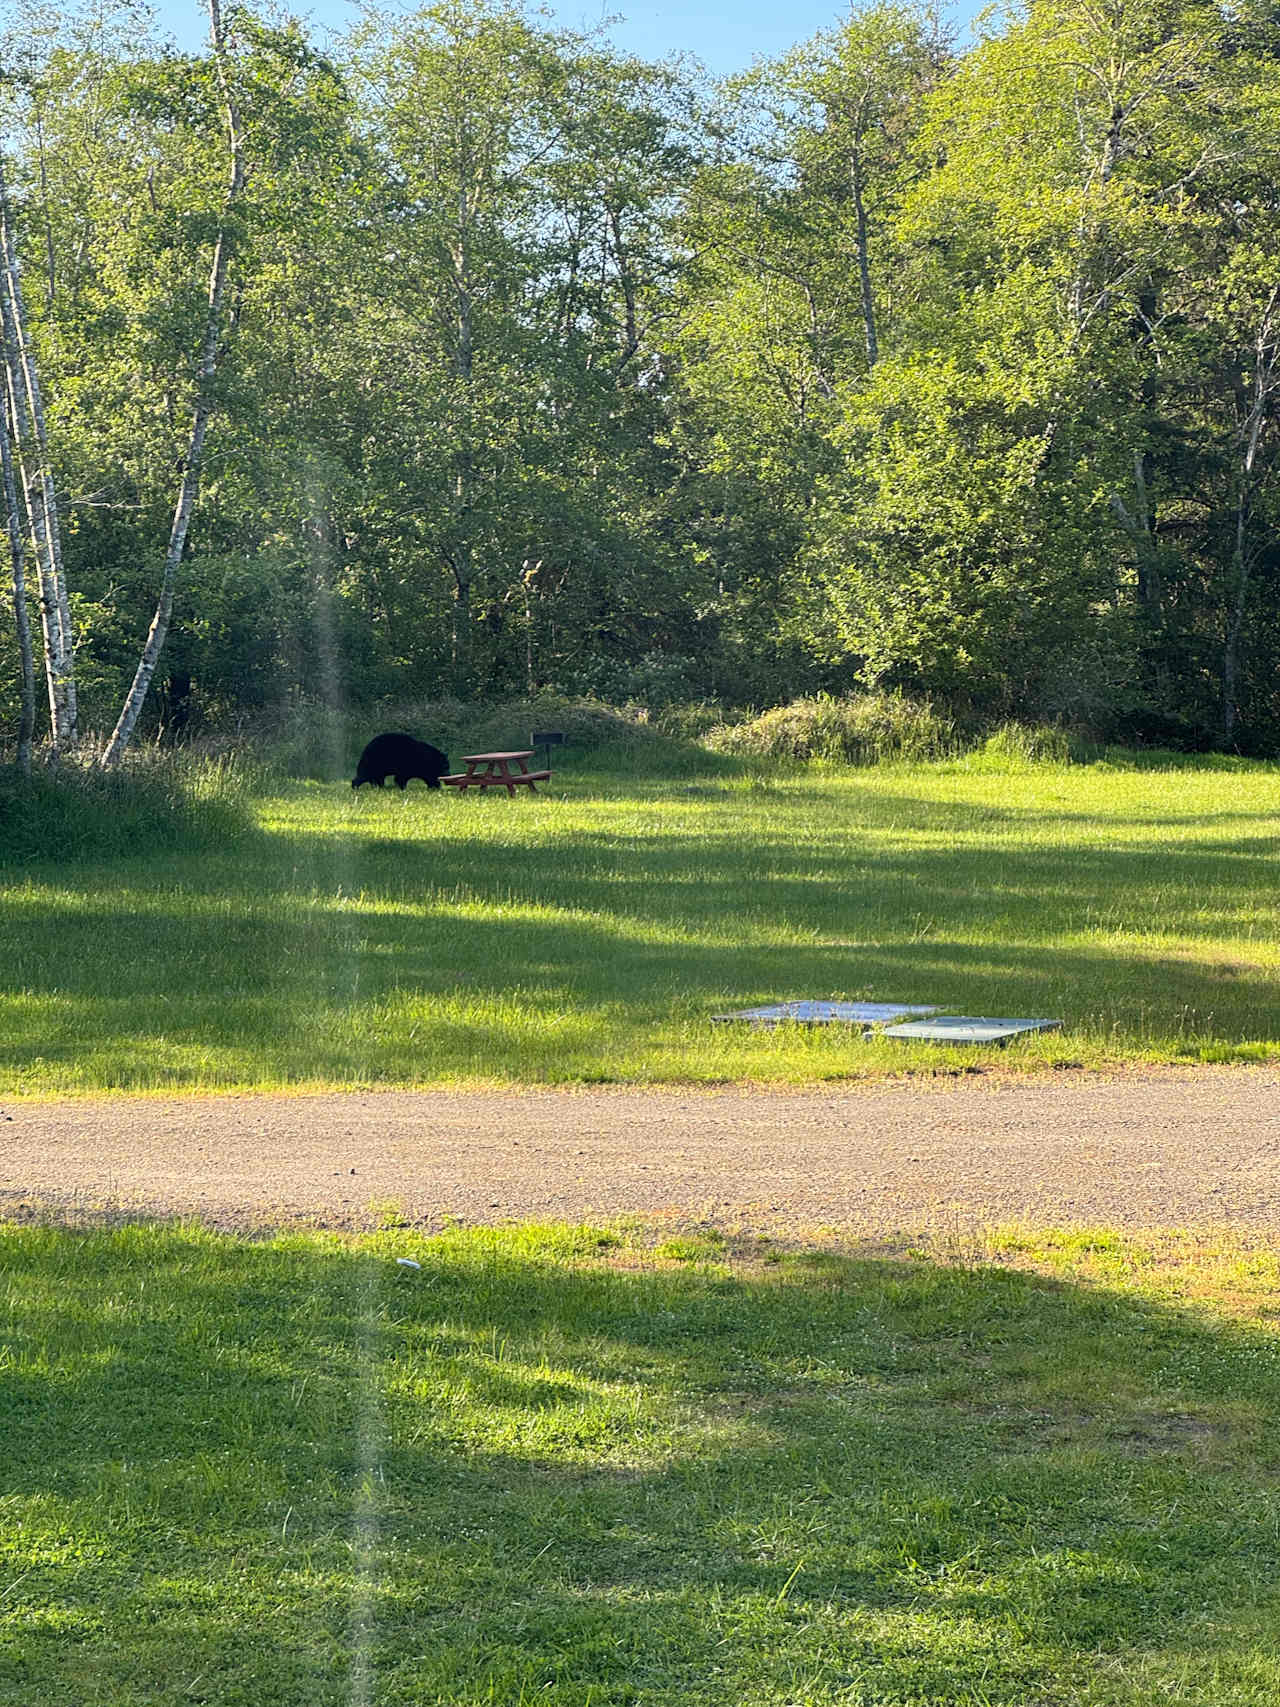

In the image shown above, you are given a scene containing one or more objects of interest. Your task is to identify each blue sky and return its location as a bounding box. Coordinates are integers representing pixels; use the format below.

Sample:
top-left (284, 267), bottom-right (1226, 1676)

top-left (151, 1), bottom-right (975, 75)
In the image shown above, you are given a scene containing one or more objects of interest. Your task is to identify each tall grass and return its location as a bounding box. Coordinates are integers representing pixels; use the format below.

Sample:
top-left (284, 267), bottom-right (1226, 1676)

top-left (0, 751), bottom-right (256, 866)
top-left (184, 690), bottom-right (1233, 783)
top-left (259, 692), bottom-right (697, 782)
top-left (705, 691), bottom-right (960, 764)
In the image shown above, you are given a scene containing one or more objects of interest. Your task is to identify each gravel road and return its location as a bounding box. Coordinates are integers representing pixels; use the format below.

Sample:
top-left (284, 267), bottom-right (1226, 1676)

top-left (4, 1064), bottom-right (1279, 1239)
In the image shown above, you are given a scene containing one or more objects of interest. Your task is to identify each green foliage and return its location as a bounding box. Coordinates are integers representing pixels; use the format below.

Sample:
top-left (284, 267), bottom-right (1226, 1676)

top-left (807, 354), bottom-right (1117, 713)
top-left (976, 721), bottom-right (1076, 765)
top-left (6, 0), bottom-right (1280, 755)
top-left (454, 693), bottom-right (671, 764)
top-left (0, 752), bottom-right (255, 865)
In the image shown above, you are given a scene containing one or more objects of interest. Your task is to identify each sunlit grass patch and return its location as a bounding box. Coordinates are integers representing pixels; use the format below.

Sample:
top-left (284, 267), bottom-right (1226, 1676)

top-left (2, 754), bottom-right (1278, 1094)
top-left (2, 1218), bottom-right (1279, 1703)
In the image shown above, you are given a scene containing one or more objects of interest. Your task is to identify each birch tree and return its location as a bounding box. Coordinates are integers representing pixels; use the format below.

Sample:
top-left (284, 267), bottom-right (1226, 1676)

top-left (98, 0), bottom-right (243, 766)
top-left (81, 1), bottom-right (347, 761)
top-left (0, 149), bottom-right (75, 750)
top-left (1, 365), bottom-right (33, 772)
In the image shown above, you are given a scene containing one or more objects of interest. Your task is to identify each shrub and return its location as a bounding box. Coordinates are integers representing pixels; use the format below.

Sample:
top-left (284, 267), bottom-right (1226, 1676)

top-left (977, 722), bottom-right (1074, 765)
top-left (705, 692), bottom-right (957, 765)
top-left (0, 751), bottom-right (255, 865)
top-left (653, 701), bottom-right (727, 741)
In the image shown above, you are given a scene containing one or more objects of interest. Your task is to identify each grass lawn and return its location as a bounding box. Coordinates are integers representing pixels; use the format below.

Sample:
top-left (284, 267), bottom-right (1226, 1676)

top-left (2, 1218), bottom-right (1279, 1705)
top-left (1, 753), bottom-right (1278, 1095)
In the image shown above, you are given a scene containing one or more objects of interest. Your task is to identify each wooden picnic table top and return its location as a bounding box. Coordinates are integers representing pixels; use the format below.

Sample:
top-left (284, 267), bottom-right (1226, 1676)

top-left (462, 750), bottom-right (534, 763)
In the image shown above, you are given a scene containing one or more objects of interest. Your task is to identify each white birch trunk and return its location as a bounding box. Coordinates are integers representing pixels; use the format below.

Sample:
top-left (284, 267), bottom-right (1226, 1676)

top-left (1, 379), bottom-right (34, 773)
top-left (100, 0), bottom-right (244, 768)
top-left (0, 154), bottom-right (75, 749)
top-left (2, 340), bottom-right (62, 740)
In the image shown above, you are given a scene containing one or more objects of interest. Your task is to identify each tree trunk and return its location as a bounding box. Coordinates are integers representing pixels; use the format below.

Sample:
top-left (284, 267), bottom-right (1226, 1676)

top-left (1222, 288), bottom-right (1278, 744)
top-left (449, 548), bottom-right (473, 695)
top-left (1132, 289), bottom-right (1163, 623)
top-left (1, 348), bottom-right (63, 743)
top-left (1222, 454), bottom-right (1257, 746)
top-left (607, 205), bottom-right (641, 374)
top-left (1222, 542), bottom-right (1245, 745)
top-left (0, 154), bottom-right (76, 750)
top-left (100, 0), bottom-right (244, 768)
top-left (851, 158), bottom-right (878, 369)
top-left (1109, 447), bottom-right (1164, 623)
top-left (1, 379), bottom-right (34, 774)
top-left (447, 233), bottom-right (475, 696)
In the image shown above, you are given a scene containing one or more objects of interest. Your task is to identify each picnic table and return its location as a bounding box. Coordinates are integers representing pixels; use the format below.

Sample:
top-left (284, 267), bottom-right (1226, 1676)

top-left (441, 750), bottom-right (552, 796)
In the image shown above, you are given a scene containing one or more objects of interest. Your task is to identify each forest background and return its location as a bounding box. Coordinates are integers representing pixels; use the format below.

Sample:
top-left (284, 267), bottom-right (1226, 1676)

top-left (3, 0), bottom-right (1280, 763)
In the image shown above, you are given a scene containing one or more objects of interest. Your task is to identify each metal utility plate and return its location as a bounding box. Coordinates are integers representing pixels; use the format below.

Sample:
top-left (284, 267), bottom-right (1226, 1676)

top-left (880, 1016), bottom-right (1062, 1044)
top-left (712, 1000), bottom-right (942, 1027)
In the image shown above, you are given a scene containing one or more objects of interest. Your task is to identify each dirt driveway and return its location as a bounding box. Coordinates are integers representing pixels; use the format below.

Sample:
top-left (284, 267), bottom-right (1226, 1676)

top-left (3, 1064), bottom-right (1279, 1239)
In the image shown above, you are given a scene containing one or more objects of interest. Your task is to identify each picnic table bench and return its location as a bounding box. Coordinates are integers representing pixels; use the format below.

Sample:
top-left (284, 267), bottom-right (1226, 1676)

top-left (441, 750), bottom-right (552, 795)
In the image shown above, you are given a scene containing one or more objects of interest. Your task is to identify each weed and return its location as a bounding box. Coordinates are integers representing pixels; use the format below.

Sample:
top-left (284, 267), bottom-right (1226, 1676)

top-left (0, 749), bottom-right (255, 865)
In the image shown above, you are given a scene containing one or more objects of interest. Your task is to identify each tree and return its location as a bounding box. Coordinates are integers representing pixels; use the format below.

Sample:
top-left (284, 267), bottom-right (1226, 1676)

top-left (1, 341), bottom-right (34, 772)
top-left (810, 0), bottom-right (1280, 737)
top-left (102, 3), bottom-right (350, 760)
top-left (341, 4), bottom-right (705, 697)
top-left (0, 0), bottom-right (350, 755)
top-left (666, 5), bottom-right (949, 698)
top-left (0, 143), bottom-right (76, 750)
top-left (98, 0), bottom-right (244, 764)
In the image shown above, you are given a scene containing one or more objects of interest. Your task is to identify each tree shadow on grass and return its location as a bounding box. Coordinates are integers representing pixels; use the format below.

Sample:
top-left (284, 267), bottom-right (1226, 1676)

top-left (3, 1222), bottom-right (1279, 1703)
top-left (290, 803), bottom-right (1280, 944)
top-left (2, 785), bottom-right (1278, 1089)
top-left (0, 908), bottom-right (1275, 1090)
top-left (0, 820), bottom-right (1276, 1086)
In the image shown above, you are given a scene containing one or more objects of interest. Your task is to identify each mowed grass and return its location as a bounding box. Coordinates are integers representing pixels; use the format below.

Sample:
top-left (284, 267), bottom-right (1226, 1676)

top-left (1, 753), bottom-right (1278, 1095)
top-left (3, 1218), bottom-right (1280, 1705)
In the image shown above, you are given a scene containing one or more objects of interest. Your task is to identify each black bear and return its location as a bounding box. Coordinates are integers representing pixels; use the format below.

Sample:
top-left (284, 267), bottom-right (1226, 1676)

top-left (351, 732), bottom-right (450, 790)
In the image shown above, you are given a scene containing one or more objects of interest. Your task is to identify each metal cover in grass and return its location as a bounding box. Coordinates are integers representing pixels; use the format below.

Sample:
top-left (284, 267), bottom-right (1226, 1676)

top-left (880, 1016), bottom-right (1062, 1044)
top-left (711, 1000), bottom-right (942, 1027)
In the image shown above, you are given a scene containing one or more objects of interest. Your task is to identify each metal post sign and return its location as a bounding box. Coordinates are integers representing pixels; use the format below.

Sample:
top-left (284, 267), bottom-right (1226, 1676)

top-left (532, 730), bottom-right (565, 770)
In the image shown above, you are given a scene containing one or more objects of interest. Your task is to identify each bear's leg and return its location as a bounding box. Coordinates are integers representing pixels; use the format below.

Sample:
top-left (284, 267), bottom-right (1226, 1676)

top-left (394, 775), bottom-right (409, 789)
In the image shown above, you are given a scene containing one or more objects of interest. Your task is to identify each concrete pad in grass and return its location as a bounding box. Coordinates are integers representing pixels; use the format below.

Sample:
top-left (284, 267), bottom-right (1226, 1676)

top-left (880, 1016), bottom-right (1062, 1044)
top-left (711, 1000), bottom-right (942, 1027)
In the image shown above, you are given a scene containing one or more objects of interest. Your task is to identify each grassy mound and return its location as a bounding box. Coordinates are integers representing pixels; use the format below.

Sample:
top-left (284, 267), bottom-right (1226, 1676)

top-left (261, 692), bottom-right (694, 781)
top-left (703, 693), bottom-right (1100, 769)
top-left (705, 692), bottom-right (960, 764)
